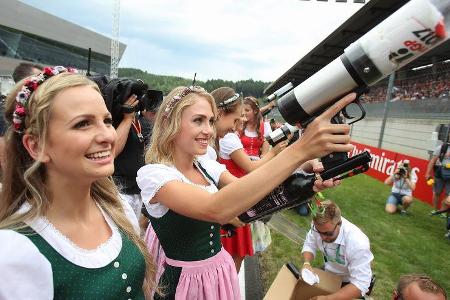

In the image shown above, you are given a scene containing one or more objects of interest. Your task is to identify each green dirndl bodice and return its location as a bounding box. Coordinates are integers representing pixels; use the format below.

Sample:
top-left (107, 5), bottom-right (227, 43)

top-left (24, 228), bottom-right (146, 300)
top-left (149, 209), bottom-right (223, 299)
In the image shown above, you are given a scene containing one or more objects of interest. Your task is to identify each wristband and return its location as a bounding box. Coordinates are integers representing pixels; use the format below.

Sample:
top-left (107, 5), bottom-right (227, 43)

top-left (121, 104), bottom-right (135, 114)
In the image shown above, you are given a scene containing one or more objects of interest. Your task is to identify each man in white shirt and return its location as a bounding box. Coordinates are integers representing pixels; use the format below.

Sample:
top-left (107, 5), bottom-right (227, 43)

top-left (301, 200), bottom-right (374, 299)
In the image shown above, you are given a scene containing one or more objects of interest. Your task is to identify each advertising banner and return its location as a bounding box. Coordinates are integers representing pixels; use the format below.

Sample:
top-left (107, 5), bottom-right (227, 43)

top-left (349, 142), bottom-right (432, 205)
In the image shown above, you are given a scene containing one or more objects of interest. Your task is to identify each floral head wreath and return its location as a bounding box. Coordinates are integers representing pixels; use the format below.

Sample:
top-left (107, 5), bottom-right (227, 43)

top-left (12, 66), bottom-right (77, 133)
top-left (162, 85), bottom-right (206, 119)
top-left (244, 96), bottom-right (260, 108)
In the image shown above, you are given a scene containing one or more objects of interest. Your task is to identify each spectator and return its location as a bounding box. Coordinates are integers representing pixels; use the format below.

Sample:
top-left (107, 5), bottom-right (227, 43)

top-left (384, 160), bottom-right (417, 215)
top-left (425, 142), bottom-right (450, 214)
top-left (393, 274), bottom-right (447, 300)
top-left (301, 200), bottom-right (374, 299)
top-left (98, 78), bottom-right (149, 220)
top-left (12, 62), bottom-right (43, 83)
top-left (139, 89), bottom-right (164, 148)
top-left (360, 68), bottom-right (450, 104)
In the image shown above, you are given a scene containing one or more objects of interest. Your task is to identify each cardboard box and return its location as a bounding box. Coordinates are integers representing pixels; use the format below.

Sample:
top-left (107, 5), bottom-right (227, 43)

top-left (264, 264), bottom-right (342, 300)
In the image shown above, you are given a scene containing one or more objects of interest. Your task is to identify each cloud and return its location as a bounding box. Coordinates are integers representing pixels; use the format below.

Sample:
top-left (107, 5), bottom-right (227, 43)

top-left (20, 0), bottom-right (365, 81)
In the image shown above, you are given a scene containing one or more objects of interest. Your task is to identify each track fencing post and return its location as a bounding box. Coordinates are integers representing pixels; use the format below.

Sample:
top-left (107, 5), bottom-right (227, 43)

top-left (378, 72), bottom-right (395, 148)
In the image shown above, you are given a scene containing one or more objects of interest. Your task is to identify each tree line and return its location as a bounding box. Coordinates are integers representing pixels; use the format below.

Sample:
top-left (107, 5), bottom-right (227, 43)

top-left (119, 68), bottom-right (271, 98)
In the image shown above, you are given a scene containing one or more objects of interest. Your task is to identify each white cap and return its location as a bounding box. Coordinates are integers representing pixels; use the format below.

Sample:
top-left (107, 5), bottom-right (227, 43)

top-left (403, 159), bottom-right (410, 165)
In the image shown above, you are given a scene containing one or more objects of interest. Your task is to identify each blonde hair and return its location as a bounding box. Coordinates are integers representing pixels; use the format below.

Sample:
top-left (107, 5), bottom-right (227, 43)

top-left (312, 200), bottom-right (341, 225)
top-left (0, 72), bottom-right (157, 295)
top-left (397, 274), bottom-right (447, 299)
top-left (146, 86), bottom-right (217, 165)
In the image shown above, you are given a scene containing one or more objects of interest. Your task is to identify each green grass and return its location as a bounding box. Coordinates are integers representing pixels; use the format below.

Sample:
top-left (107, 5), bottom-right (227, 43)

top-left (260, 174), bottom-right (450, 299)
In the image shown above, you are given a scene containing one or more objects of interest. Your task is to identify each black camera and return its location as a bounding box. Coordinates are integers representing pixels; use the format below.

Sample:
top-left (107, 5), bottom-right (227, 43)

top-left (89, 76), bottom-right (163, 127)
top-left (140, 89), bottom-right (163, 112)
top-left (397, 167), bottom-right (407, 177)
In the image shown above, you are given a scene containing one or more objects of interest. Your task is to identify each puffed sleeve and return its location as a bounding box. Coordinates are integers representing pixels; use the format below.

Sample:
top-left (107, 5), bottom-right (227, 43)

top-left (136, 164), bottom-right (182, 205)
top-left (263, 121), bottom-right (272, 138)
top-left (0, 230), bottom-right (53, 300)
top-left (197, 156), bottom-right (227, 185)
top-left (219, 132), bottom-right (243, 158)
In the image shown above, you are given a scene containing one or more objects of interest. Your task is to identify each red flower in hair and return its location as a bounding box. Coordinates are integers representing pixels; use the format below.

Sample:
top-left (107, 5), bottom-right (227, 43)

top-left (24, 80), bottom-right (39, 91)
top-left (15, 104), bottom-right (26, 116)
top-left (13, 122), bottom-right (21, 130)
top-left (43, 67), bottom-right (54, 76)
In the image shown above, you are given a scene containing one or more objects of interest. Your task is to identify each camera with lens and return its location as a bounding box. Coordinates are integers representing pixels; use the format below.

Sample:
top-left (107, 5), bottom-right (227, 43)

top-left (395, 160), bottom-right (410, 179)
top-left (397, 167), bottom-right (407, 178)
top-left (89, 76), bottom-right (163, 127)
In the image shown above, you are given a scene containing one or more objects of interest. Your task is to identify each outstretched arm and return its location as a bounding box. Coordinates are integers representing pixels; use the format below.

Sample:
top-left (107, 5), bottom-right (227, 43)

top-left (229, 140), bottom-right (288, 173)
top-left (151, 94), bottom-right (356, 224)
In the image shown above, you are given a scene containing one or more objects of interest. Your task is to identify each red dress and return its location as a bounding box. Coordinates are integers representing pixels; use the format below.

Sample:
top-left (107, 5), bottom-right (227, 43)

top-left (240, 128), bottom-right (264, 159)
top-left (218, 133), bottom-right (254, 257)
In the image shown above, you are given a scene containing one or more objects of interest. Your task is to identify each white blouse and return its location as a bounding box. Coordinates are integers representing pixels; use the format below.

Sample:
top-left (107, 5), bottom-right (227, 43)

top-left (200, 145), bottom-right (218, 161)
top-left (219, 132), bottom-right (243, 160)
top-left (137, 157), bottom-right (226, 218)
top-left (0, 200), bottom-right (139, 300)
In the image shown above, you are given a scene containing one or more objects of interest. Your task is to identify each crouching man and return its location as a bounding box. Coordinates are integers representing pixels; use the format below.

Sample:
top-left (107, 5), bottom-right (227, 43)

top-left (301, 200), bottom-right (374, 300)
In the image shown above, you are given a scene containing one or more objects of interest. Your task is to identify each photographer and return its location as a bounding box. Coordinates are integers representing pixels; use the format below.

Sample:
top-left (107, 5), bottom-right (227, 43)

top-left (384, 160), bottom-right (417, 215)
top-left (100, 78), bottom-right (162, 219)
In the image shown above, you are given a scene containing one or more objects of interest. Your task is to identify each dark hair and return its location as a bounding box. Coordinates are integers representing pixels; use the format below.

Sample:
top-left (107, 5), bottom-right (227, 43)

top-left (211, 87), bottom-right (242, 114)
top-left (396, 274), bottom-right (447, 299)
top-left (12, 63), bottom-right (43, 83)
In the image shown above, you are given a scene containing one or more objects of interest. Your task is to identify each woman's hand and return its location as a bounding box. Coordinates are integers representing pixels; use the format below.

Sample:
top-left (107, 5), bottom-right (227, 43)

top-left (227, 217), bottom-right (246, 228)
top-left (272, 140), bottom-right (288, 155)
top-left (293, 93), bottom-right (355, 161)
top-left (313, 178), bottom-right (340, 192)
top-left (300, 159), bottom-right (322, 173)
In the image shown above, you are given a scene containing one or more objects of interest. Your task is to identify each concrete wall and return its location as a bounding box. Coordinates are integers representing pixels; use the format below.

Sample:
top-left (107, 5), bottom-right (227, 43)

top-left (350, 117), bottom-right (450, 159)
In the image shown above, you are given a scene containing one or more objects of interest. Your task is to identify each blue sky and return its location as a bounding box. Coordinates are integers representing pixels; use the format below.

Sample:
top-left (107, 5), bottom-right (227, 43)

top-left (20, 0), bottom-right (365, 82)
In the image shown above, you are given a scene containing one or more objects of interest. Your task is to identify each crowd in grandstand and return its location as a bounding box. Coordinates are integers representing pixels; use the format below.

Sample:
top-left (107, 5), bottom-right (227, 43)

top-left (361, 66), bottom-right (450, 103)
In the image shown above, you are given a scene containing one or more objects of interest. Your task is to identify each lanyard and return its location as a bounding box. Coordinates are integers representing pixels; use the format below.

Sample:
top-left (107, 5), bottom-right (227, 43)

top-left (131, 119), bottom-right (144, 143)
top-left (322, 242), bottom-right (345, 265)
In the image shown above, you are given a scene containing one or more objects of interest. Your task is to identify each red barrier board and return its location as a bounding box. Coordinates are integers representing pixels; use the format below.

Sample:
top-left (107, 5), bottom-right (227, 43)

top-left (349, 142), bottom-right (432, 206)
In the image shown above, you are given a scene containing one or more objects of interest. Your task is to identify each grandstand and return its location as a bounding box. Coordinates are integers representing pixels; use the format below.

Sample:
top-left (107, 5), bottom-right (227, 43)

top-left (0, 0), bottom-right (126, 91)
top-left (361, 59), bottom-right (450, 103)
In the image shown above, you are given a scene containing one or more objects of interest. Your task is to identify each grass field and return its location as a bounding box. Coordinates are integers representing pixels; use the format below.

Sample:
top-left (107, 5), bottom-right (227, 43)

top-left (260, 174), bottom-right (450, 299)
